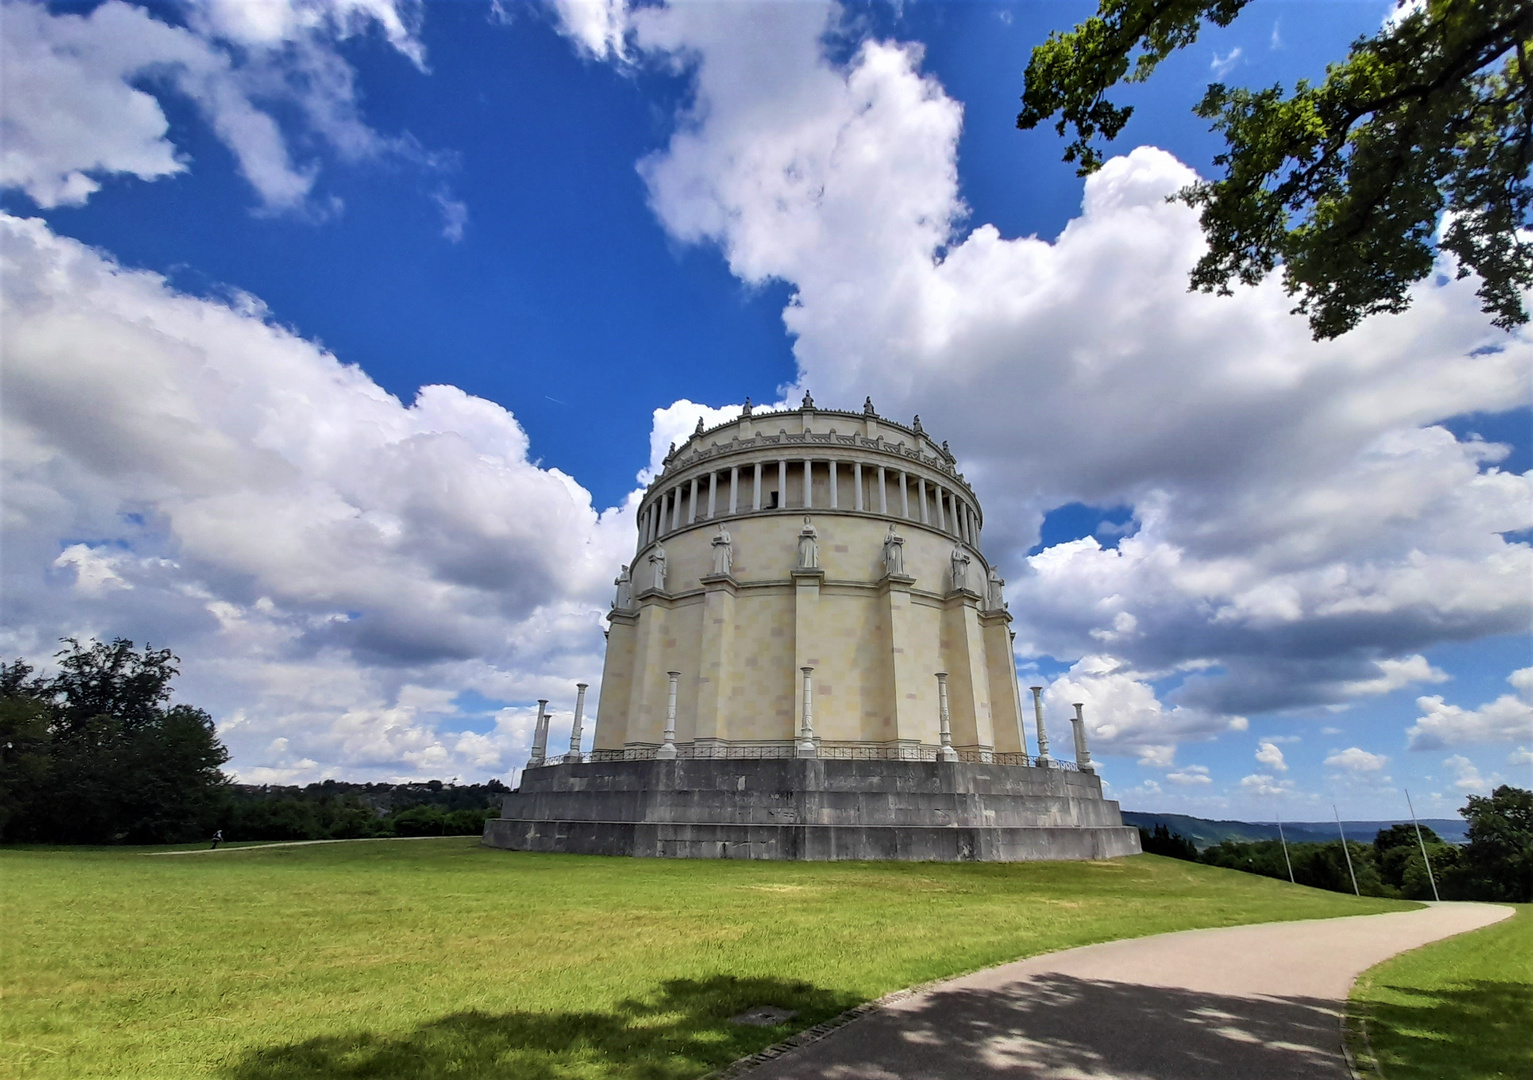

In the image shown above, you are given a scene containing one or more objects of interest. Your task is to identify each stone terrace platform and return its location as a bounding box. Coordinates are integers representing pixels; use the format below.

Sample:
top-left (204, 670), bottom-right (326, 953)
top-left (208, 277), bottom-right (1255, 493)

top-left (481, 758), bottom-right (1141, 861)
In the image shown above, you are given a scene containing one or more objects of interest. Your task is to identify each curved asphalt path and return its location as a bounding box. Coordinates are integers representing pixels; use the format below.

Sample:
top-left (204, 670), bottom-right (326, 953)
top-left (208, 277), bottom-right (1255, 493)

top-left (739, 902), bottom-right (1511, 1080)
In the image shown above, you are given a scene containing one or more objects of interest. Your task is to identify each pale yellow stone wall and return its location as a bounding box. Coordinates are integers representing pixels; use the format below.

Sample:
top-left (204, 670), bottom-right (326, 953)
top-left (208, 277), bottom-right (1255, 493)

top-left (593, 406), bottom-right (1025, 754)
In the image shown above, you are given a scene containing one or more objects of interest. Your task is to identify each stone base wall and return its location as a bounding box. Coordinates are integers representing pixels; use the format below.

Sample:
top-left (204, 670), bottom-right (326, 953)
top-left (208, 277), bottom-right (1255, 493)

top-left (480, 759), bottom-right (1141, 862)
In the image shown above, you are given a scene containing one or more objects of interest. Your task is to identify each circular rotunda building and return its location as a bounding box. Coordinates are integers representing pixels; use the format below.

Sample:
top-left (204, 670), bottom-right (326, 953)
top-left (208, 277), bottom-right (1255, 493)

top-left (482, 397), bottom-right (1139, 861)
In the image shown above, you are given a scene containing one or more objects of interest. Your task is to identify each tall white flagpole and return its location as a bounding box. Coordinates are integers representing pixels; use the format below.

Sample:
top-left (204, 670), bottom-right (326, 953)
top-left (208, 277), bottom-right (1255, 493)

top-left (1334, 804), bottom-right (1360, 896)
top-left (1276, 814), bottom-right (1295, 884)
top-left (1405, 788), bottom-right (1441, 902)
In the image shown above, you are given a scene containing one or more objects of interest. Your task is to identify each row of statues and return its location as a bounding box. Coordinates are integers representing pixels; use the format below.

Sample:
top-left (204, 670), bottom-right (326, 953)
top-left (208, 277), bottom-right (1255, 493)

top-left (614, 519), bottom-right (1005, 608)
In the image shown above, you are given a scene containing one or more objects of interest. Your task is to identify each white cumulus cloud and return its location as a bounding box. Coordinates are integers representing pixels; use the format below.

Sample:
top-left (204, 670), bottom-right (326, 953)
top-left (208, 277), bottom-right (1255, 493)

top-left (554, 0), bottom-right (1531, 762)
top-left (1324, 747), bottom-right (1390, 774)
top-left (0, 212), bottom-right (638, 782)
top-left (0, 0), bottom-right (428, 212)
top-left (1255, 740), bottom-right (1288, 772)
top-left (1407, 667), bottom-right (1533, 749)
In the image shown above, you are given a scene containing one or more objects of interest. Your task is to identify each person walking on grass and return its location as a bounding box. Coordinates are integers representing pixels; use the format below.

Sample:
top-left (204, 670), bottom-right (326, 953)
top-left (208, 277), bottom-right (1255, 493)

top-left (210, 829), bottom-right (223, 850)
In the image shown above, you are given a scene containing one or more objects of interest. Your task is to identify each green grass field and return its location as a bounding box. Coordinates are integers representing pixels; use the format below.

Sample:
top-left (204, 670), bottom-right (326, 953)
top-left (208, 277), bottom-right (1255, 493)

top-left (1348, 905), bottom-right (1531, 1080)
top-left (3, 839), bottom-right (1412, 1080)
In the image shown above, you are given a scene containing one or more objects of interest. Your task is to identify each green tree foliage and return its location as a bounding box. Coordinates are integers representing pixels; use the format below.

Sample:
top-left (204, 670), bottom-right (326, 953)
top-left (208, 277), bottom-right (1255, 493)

top-left (1452, 784), bottom-right (1533, 901)
top-left (1138, 822), bottom-right (1200, 859)
top-left (0, 639), bottom-right (230, 844)
top-left (1194, 788), bottom-right (1531, 901)
top-left (1200, 836), bottom-right (1391, 895)
top-left (216, 781), bottom-right (506, 841)
top-left (1373, 822), bottom-right (1460, 899)
top-left (1018, 0), bottom-right (1533, 338)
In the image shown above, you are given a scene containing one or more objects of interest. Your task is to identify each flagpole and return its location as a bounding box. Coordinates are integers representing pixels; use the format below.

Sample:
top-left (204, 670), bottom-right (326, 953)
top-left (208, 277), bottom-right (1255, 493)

top-left (1276, 813), bottom-right (1295, 884)
top-left (1405, 788), bottom-right (1440, 902)
top-left (1334, 804), bottom-right (1360, 896)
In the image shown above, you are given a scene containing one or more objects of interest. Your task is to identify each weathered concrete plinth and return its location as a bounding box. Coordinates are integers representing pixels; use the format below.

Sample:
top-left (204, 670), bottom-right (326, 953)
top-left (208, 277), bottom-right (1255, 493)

top-left (481, 758), bottom-right (1141, 861)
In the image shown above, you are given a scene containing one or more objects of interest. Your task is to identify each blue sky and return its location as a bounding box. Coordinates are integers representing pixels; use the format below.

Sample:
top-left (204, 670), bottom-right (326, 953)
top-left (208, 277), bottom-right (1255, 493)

top-left (2, 0), bottom-right (1528, 819)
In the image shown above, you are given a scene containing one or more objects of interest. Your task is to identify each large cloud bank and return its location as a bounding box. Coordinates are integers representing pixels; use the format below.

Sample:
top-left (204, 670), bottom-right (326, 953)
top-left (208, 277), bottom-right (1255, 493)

top-left (586, 0), bottom-right (1531, 767)
top-left (1, 0), bottom-right (1528, 789)
top-left (1, 212), bottom-right (633, 781)
top-left (1, 0), bottom-right (432, 215)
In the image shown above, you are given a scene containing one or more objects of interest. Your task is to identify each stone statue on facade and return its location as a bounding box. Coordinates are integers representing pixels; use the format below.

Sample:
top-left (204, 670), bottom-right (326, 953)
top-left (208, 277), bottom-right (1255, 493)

top-left (863, 396), bottom-right (876, 416)
top-left (614, 564), bottom-right (632, 609)
top-left (742, 396), bottom-right (752, 417)
top-left (694, 417), bottom-right (705, 437)
top-left (797, 517), bottom-right (819, 570)
top-left (649, 543), bottom-right (667, 592)
top-left (882, 523), bottom-right (905, 577)
top-left (912, 414), bottom-right (924, 435)
top-left (711, 523), bottom-right (733, 576)
top-left (950, 543), bottom-right (971, 593)
top-left (987, 565), bottom-right (1005, 610)
top-left (801, 390), bottom-right (815, 410)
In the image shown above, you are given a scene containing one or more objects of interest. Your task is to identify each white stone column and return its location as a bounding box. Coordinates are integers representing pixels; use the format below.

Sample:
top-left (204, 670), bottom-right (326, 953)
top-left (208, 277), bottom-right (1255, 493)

top-left (670, 487), bottom-right (681, 531)
top-left (565, 683), bottom-right (588, 763)
top-left (688, 477), bottom-right (699, 523)
top-left (707, 472), bottom-right (717, 518)
top-left (853, 462), bottom-right (864, 511)
top-left (1030, 686), bottom-right (1053, 767)
top-left (877, 465), bottom-right (888, 514)
top-left (936, 672), bottom-right (958, 761)
top-left (917, 477), bottom-right (928, 524)
top-left (899, 471), bottom-right (910, 518)
top-left (778, 459), bottom-right (787, 509)
top-left (803, 459), bottom-right (813, 508)
top-left (528, 699), bottom-right (550, 768)
top-left (657, 671), bottom-right (680, 760)
top-left (753, 462), bottom-right (762, 510)
top-left (829, 460), bottom-right (838, 508)
top-left (797, 666), bottom-right (818, 758)
top-left (729, 466), bottom-right (739, 514)
top-left (1071, 703), bottom-right (1095, 772)
top-left (936, 485), bottom-right (947, 532)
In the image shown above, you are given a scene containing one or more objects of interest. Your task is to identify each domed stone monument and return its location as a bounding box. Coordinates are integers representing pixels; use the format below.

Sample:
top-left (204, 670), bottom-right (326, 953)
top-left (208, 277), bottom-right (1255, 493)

top-left (482, 397), bottom-right (1139, 860)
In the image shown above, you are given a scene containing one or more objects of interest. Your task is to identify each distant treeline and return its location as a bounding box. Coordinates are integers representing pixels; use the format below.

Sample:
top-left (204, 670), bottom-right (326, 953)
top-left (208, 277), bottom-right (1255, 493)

top-left (0, 638), bottom-right (506, 845)
top-left (1139, 785), bottom-right (1532, 904)
top-left (223, 780), bottom-right (508, 841)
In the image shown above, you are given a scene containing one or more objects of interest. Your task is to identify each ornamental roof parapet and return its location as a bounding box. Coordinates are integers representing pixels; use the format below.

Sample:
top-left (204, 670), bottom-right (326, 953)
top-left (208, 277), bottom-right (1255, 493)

top-left (654, 399), bottom-right (966, 493)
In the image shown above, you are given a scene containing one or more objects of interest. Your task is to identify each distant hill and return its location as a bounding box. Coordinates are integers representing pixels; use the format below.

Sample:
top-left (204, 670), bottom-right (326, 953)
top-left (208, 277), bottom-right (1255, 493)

top-left (1121, 811), bottom-right (1468, 849)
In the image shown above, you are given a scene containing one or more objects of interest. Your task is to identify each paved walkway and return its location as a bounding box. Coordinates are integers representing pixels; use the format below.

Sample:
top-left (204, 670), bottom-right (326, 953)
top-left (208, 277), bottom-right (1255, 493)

top-left (741, 903), bottom-right (1511, 1080)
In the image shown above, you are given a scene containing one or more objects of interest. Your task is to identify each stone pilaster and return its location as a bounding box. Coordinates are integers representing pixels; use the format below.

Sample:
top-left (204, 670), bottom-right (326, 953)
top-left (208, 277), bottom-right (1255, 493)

top-left (791, 567), bottom-right (824, 740)
top-left (594, 610), bottom-right (638, 750)
top-left (626, 592), bottom-right (670, 748)
top-left (694, 574), bottom-right (738, 745)
top-left (880, 572), bottom-right (924, 747)
top-left (943, 587), bottom-right (995, 759)
top-left (979, 608), bottom-right (1026, 755)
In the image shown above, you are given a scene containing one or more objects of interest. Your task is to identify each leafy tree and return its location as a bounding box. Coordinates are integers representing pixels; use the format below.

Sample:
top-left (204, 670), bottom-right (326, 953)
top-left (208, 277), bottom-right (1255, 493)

top-left (1200, 836), bottom-right (1391, 895)
top-left (0, 639), bottom-right (229, 844)
top-left (1018, 0), bottom-right (1532, 338)
top-left (1450, 784), bottom-right (1533, 901)
top-left (1138, 822), bottom-right (1200, 859)
top-left (1373, 822), bottom-right (1457, 899)
top-left (0, 663), bottom-right (51, 838)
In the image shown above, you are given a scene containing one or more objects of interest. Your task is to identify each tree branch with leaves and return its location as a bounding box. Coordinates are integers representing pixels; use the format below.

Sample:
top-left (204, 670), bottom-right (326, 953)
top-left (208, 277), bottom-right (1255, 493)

top-left (1019, 0), bottom-right (1532, 339)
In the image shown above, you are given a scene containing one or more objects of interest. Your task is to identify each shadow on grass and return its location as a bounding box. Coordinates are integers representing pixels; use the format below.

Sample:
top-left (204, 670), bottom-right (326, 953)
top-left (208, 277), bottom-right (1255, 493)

top-left (223, 976), bottom-right (857, 1080)
top-left (1359, 980), bottom-right (1531, 1080)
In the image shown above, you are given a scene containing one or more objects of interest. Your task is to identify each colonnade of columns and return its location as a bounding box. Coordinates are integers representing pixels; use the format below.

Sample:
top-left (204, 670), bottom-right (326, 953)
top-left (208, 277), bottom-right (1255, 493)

top-left (546, 666), bottom-right (1096, 772)
top-left (636, 458), bottom-right (982, 548)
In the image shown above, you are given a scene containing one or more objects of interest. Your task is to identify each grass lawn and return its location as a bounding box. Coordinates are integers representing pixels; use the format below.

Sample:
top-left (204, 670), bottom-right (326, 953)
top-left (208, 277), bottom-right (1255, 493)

top-left (3, 839), bottom-right (1412, 1080)
top-left (1348, 904), bottom-right (1531, 1080)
